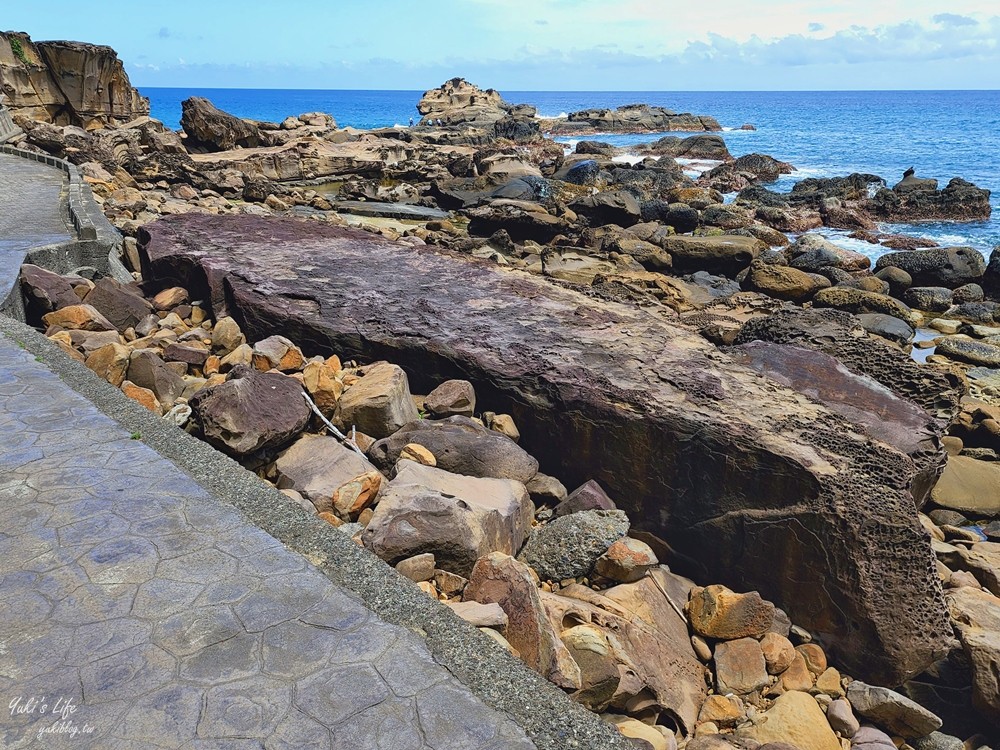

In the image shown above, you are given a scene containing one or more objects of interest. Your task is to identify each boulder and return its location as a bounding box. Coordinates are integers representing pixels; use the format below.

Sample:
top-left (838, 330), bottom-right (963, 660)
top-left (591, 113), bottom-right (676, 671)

top-left (742, 260), bottom-right (822, 302)
top-left (935, 337), bottom-right (1000, 368)
top-left (188, 365), bottom-right (310, 455)
top-left (593, 537), bottom-right (658, 583)
top-left (416, 78), bottom-right (535, 127)
top-left (252, 334), bottom-right (305, 371)
top-left (464, 553), bottom-right (581, 689)
top-left (663, 235), bottom-right (764, 276)
top-left (85, 342), bottom-right (131, 387)
top-left (645, 134), bottom-right (731, 159)
top-left (126, 350), bottom-right (185, 407)
top-left (570, 191), bottom-right (642, 227)
top-left (369, 415), bottom-right (538, 483)
top-left (274, 434), bottom-right (382, 518)
top-left (554, 479), bottom-right (617, 517)
top-left (812, 287), bottom-right (912, 321)
top-left (846, 681), bottom-right (942, 738)
top-left (903, 287), bottom-right (954, 312)
top-left (518, 510), bottom-right (629, 582)
top-left (825, 697), bottom-right (860, 737)
top-left (930, 455), bottom-right (1000, 517)
top-left (871, 178), bottom-right (991, 222)
top-left (83, 278), bottom-right (156, 333)
top-left (465, 203), bottom-right (571, 243)
top-left (361, 462), bottom-right (533, 576)
top-left (714, 637), bottom-right (769, 695)
top-left (424, 379), bottom-right (476, 418)
top-left (180, 96), bottom-right (267, 152)
top-left (787, 234), bottom-right (871, 273)
top-left (542, 251), bottom-right (616, 285)
top-left (42, 304), bottom-right (115, 332)
top-left (857, 313), bottom-right (915, 346)
top-left (875, 247), bottom-right (987, 289)
top-left (946, 586), bottom-right (1000, 724)
top-left (334, 361), bottom-right (420, 439)
top-left (19, 264), bottom-right (81, 320)
top-left (137, 213), bottom-right (954, 686)
top-left (567, 104), bottom-right (721, 133)
top-left (740, 691), bottom-right (840, 750)
top-left (686, 584), bottom-right (775, 640)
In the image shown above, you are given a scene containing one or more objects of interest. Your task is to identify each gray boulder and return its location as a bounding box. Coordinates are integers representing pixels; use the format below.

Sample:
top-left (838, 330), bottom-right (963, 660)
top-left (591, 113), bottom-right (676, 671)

top-left (903, 287), bottom-right (954, 312)
top-left (517, 509), bottom-right (629, 581)
top-left (846, 680), bottom-right (942, 738)
top-left (875, 247), bottom-right (986, 289)
top-left (369, 415), bottom-right (538, 483)
top-left (361, 462), bottom-right (534, 576)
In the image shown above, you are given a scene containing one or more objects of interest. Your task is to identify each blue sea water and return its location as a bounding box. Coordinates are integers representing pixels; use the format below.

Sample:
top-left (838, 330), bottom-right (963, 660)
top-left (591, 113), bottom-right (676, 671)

top-left (143, 88), bottom-right (1000, 258)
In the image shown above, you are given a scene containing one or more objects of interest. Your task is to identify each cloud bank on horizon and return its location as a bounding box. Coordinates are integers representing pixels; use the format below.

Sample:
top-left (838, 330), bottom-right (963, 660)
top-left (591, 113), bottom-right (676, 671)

top-left (5, 0), bottom-right (999, 90)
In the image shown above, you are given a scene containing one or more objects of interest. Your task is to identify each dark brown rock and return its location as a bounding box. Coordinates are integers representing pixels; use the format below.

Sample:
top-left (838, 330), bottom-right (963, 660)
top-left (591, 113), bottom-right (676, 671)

top-left (83, 277), bottom-right (154, 333)
top-left (369, 416), bottom-right (538, 483)
top-left (424, 379), bottom-right (476, 418)
top-left (19, 264), bottom-right (81, 321)
top-left (188, 364), bottom-right (309, 455)
top-left (126, 350), bottom-right (185, 407)
top-left (180, 96), bottom-right (268, 153)
top-left (553, 479), bottom-right (617, 518)
top-left (137, 214), bottom-right (954, 686)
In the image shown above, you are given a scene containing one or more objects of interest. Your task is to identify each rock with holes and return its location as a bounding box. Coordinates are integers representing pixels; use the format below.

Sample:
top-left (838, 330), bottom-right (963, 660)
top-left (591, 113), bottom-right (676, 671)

top-left (361, 462), bottom-right (533, 576)
top-left (518, 510), bottom-right (629, 582)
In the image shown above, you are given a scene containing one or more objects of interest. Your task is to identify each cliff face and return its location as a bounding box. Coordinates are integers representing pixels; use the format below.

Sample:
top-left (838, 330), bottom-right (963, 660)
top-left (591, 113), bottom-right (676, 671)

top-left (0, 31), bottom-right (148, 129)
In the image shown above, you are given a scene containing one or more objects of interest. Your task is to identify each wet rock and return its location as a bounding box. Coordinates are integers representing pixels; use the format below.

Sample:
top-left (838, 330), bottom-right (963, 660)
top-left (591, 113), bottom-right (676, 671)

top-left (361, 462), bottom-right (533, 576)
top-left (714, 637), bottom-right (769, 694)
top-left (138, 214), bottom-right (954, 686)
top-left (518, 509), bottom-right (629, 582)
top-left (554, 479), bottom-right (617, 517)
top-left (465, 552), bottom-right (581, 689)
top-left (561, 159), bottom-right (601, 186)
top-left (686, 584), bottom-right (775, 640)
top-left (369, 415), bottom-right (538, 483)
top-left (334, 361), bottom-right (420, 439)
top-left (872, 178), bottom-right (991, 223)
top-left (846, 680), bottom-right (943, 738)
top-left (875, 247), bottom-right (987, 289)
top-left (275, 434), bottom-right (382, 518)
top-left (188, 364), bottom-right (310, 455)
top-left (424, 379), bottom-right (476, 418)
top-left (740, 690), bottom-right (840, 750)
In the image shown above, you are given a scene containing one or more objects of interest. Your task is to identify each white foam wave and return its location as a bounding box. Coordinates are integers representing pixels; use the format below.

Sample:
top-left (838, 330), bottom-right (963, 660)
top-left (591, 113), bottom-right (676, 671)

top-left (535, 111), bottom-right (569, 119)
top-left (613, 153), bottom-right (657, 166)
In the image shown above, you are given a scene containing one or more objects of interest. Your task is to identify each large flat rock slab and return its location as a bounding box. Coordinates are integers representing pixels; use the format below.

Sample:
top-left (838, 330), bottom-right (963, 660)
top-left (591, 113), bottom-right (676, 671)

top-left (138, 213), bottom-right (951, 686)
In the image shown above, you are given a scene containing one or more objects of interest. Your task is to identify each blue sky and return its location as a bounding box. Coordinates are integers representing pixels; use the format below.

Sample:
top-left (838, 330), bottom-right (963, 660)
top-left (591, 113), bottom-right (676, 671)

top-left (5, 1), bottom-right (999, 90)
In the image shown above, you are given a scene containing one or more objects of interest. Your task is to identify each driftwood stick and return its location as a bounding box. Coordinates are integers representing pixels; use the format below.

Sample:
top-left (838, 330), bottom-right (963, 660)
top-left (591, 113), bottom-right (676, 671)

top-left (301, 389), bottom-right (365, 457)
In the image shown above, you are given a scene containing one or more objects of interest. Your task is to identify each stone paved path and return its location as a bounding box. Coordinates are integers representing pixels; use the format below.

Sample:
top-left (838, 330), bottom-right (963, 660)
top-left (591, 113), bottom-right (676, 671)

top-left (0, 336), bottom-right (536, 749)
top-left (0, 153), bottom-right (73, 301)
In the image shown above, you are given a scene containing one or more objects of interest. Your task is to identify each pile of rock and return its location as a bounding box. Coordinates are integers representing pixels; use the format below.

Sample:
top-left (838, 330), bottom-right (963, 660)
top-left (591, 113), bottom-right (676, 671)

top-left (22, 260), bottom-right (997, 748)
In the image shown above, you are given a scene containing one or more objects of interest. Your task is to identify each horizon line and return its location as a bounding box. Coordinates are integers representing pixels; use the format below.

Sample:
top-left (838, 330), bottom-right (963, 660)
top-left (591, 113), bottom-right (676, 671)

top-left (135, 86), bottom-right (1000, 94)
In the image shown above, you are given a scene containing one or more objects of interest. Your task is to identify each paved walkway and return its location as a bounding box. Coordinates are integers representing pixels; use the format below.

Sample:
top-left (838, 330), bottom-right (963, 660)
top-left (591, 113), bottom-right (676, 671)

top-left (0, 153), bottom-right (73, 301)
top-left (0, 336), bottom-right (536, 749)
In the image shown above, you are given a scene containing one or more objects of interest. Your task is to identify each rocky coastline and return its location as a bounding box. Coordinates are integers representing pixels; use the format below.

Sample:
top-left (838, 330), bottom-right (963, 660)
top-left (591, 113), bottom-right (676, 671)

top-left (3, 30), bottom-right (1000, 750)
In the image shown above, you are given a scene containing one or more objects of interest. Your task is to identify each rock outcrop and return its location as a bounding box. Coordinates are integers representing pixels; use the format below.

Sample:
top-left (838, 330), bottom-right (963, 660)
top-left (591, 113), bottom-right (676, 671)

top-left (138, 213), bottom-right (954, 686)
top-left (0, 31), bottom-right (148, 127)
top-left (180, 96), bottom-right (270, 152)
top-left (416, 78), bottom-right (536, 127)
top-left (565, 104), bottom-right (721, 133)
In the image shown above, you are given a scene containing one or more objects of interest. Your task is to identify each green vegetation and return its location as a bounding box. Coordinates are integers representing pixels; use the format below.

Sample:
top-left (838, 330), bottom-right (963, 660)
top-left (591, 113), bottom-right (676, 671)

top-left (130, 431), bottom-right (141, 440)
top-left (9, 38), bottom-right (28, 66)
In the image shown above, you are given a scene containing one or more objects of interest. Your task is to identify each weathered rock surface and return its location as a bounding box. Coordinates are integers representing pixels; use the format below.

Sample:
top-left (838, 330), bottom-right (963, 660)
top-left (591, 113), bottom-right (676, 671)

top-left (180, 96), bottom-right (269, 152)
top-left (930, 454), bottom-right (1000, 517)
top-left (686, 585), bottom-right (775, 640)
top-left (741, 691), bottom-right (840, 750)
top-left (565, 104), bottom-right (721, 133)
top-left (946, 586), bottom-right (1000, 724)
top-left (361, 463), bottom-right (533, 576)
top-left (335, 361), bottom-right (420, 439)
top-left (846, 681), bottom-right (943, 738)
top-left (137, 214), bottom-right (953, 685)
top-left (874, 247), bottom-right (987, 289)
top-left (188, 364), bottom-right (310, 455)
top-left (416, 78), bottom-right (536, 127)
top-left (0, 31), bottom-right (148, 127)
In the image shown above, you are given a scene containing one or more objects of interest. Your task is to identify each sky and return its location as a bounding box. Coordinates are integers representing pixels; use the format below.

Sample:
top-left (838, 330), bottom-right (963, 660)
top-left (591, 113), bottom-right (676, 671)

top-left (4, 1), bottom-right (1000, 90)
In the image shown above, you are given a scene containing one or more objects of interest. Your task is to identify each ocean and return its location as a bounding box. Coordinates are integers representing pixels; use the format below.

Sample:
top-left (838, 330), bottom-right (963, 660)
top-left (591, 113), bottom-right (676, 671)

top-left (143, 88), bottom-right (1000, 259)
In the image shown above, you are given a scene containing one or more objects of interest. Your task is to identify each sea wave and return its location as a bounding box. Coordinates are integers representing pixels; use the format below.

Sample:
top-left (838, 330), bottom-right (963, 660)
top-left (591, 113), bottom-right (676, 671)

top-left (535, 111), bottom-right (569, 119)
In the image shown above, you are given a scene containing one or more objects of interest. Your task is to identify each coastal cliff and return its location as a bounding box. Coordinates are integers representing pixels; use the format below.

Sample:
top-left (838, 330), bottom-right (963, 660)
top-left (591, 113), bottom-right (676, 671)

top-left (0, 31), bottom-right (148, 128)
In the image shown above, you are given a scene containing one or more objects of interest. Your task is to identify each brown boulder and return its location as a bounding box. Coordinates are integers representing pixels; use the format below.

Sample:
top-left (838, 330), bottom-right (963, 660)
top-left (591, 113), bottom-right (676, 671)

top-left (740, 691), bottom-right (840, 750)
top-left (334, 361), bottom-right (420, 439)
top-left (188, 365), bottom-right (310, 455)
top-left (19, 264), bottom-right (80, 320)
top-left (42, 304), bottom-right (116, 332)
top-left (180, 96), bottom-right (268, 152)
top-left (424, 379), bottom-right (476, 418)
top-left (686, 585), bottom-right (775, 640)
top-left (126, 350), bottom-right (185, 407)
top-left (83, 277), bottom-right (154, 333)
top-left (714, 637), bottom-right (769, 695)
